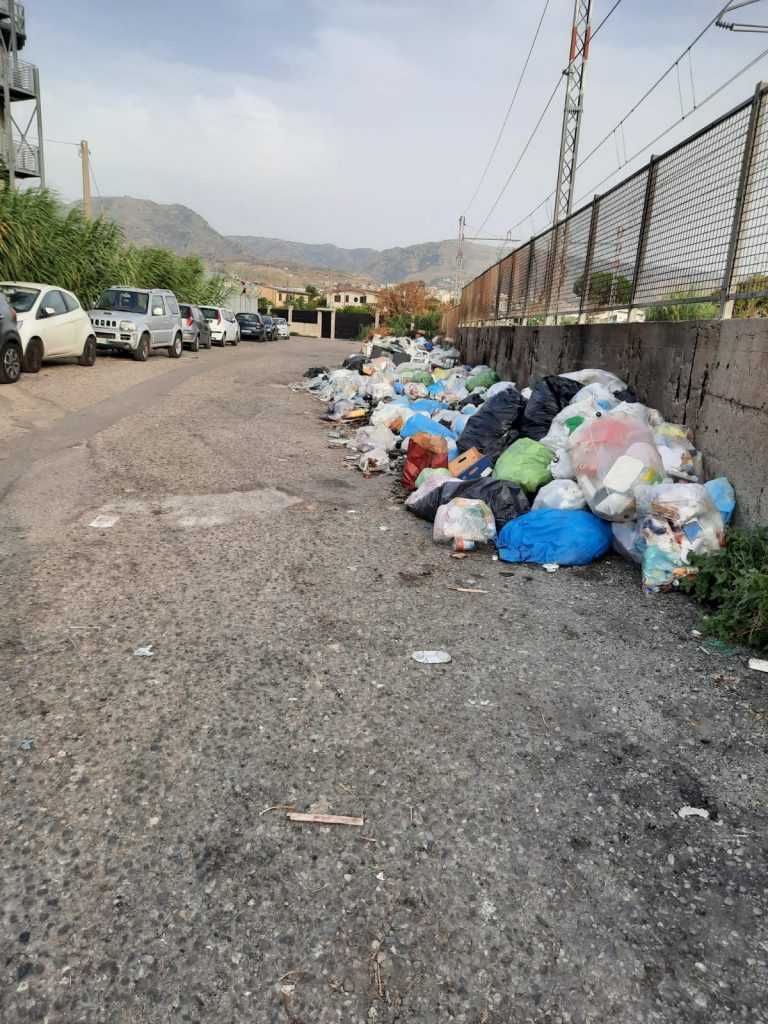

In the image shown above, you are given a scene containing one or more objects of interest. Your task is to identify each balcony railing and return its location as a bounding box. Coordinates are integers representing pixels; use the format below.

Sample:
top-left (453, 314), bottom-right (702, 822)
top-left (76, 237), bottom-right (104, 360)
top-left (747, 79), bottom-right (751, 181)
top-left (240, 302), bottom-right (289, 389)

top-left (9, 141), bottom-right (40, 177)
top-left (0, 52), bottom-right (36, 97)
top-left (0, 0), bottom-right (25, 37)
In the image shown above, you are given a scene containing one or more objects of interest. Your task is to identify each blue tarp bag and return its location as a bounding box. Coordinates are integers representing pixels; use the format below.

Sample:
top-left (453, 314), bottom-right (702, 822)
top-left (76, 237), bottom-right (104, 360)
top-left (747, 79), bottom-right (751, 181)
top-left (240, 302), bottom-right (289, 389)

top-left (400, 413), bottom-right (458, 442)
top-left (496, 508), bottom-right (613, 565)
top-left (410, 398), bottom-right (447, 414)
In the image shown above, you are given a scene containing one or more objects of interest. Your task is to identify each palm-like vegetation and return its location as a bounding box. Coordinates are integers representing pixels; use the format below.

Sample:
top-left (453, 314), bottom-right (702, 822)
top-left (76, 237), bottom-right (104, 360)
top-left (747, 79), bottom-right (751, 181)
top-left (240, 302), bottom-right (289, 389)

top-left (0, 188), bottom-right (227, 307)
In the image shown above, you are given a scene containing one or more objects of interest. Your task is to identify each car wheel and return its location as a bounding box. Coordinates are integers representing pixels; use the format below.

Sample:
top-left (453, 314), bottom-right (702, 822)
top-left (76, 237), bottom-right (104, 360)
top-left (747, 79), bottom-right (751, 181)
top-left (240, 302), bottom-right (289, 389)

top-left (0, 340), bottom-right (22, 383)
top-left (22, 337), bottom-right (44, 374)
top-left (168, 333), bottom-right (183, 358)
top-left (233, 330), bottom-right (240, 346)
top-left (78, 335), bottom-right (97, 367)
top-left (190, 333), bottom-right (199, 353)
top-left (205, 335), bottom-right (212, 349)
top-left (218, 336), bottom-right (226, 348)
top-left (133, 333), bottom-right (151, 362)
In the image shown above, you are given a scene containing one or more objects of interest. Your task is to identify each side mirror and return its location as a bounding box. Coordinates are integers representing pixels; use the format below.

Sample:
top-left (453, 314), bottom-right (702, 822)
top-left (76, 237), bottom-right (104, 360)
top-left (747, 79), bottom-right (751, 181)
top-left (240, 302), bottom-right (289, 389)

top-left (42, 306), bottom-right (56, 317)
top-left (151, 306), bottom-right (164, 316)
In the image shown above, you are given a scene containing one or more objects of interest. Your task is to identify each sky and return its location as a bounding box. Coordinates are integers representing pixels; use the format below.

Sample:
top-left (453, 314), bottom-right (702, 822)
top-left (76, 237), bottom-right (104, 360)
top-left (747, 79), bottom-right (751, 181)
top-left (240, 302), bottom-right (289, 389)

top-left (20, 0), bottom-right (768, 249)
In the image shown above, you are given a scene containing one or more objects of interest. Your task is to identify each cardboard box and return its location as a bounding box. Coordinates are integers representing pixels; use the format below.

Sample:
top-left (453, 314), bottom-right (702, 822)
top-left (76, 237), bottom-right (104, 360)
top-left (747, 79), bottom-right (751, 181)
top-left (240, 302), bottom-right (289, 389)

top-left (449, 447), bottom-right (493, 481)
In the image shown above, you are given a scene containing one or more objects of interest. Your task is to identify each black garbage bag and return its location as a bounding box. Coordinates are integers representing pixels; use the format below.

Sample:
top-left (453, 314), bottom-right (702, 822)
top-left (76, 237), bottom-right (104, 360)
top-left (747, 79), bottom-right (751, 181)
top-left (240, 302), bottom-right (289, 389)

top-left (342, 354), bottom-right (367, 372)
top-left (613, 386), bottom-right (637, 403)
top-left (456, 387), bottom-right (527, 460)
top-left (520, 375), bottom-right (583, 441)
top-left (303, 365), bottom-right (330, 378)
top-left (406, 476), bottom-right (530, 527)
top-left (458, 391), bottom-right (485, 410)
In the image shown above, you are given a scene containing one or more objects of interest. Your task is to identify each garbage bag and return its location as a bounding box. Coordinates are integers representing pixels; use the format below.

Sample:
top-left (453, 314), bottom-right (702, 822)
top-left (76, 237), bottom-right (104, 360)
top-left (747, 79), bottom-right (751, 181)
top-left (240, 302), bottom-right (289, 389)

top-left (486, 380), bottom-right (518, 399)
top-left (493, 438), bottom-right (555, 494)
top-left (415, 467), bottom-right (454, 489)
top-left (549, 448), bottom-right (575, 480)
top-left (704, 477), bottom-right (736, 525)
top-left (410, 398), bottom-right (447, 414)
top-left (359, 447), bottom-right (390, 475)
top-left (406, 477), bottom-right (530, 527)
top-left (370, 402), bottom-right (415, 432)
top-left (653, 423), bottom-right (703, 482)
top-left (532, 479), bottom-right (586, 511)
top-left (496, 509), bottom-right (613, 565)
top-left (466, 369), bottom-right (500, 392)
top-left (569, 411), bottom-right (664, 521)
top-left (458, 391), bottom-right (484, 410)
top-left (612, 521), bottom-right (643, 564)
top-left (434, 498), bottom-right (496, 549)
top-left (342, 354), bottom-right (367, 372)
top-left (304, 365), bottom-right (331, 378)
top-left (402, 432), bottom-right (449, 491)
top-left (404, 382), bottom-right (429, 401)
top-left (540, 400), bottom-right (602, 452)
top-left (636, 482), bottom-right (725, 593)
top-left (559, 368), bottom-right (630, 394)
top-left (521, 375), bottom-right (583, 440)
top-left (348, 424), bottom-right (397, 453)
top-left (400, 414), bottom-right (457, 442)
top-left (456, 387), bottom-right (527, 460)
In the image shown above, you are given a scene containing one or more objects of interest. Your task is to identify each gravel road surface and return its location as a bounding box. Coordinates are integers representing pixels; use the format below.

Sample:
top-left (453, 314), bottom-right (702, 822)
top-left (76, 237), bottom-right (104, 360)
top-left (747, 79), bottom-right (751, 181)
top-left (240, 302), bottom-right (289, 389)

top-left (1, 339), bottom-right (766, 1024)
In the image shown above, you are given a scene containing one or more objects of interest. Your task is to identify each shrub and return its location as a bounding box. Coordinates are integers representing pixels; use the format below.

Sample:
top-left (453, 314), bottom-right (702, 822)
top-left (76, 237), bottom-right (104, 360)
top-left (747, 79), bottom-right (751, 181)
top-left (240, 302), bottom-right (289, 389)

top-left (682, 527), bottom-right (768, 652)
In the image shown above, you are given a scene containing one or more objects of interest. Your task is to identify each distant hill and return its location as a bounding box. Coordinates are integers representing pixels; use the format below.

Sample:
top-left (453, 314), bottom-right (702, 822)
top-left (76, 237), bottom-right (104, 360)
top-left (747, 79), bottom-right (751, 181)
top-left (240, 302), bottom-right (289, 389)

top-left (228, 235), bottom-right (498, 287)
top-left (76, 197), bottom-right (499, 287)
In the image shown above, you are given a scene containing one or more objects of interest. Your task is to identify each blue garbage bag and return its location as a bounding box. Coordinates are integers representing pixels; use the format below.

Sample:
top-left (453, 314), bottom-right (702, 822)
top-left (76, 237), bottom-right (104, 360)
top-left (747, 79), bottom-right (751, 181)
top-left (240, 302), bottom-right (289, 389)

top-left (704, 477), bottom-right (736, 525)
top-left (411, 398), bottom-right (447, 414)
top-left (400, 413), bottom-right (458, 442)
top-left (496, 508), bottom-right (613, 565)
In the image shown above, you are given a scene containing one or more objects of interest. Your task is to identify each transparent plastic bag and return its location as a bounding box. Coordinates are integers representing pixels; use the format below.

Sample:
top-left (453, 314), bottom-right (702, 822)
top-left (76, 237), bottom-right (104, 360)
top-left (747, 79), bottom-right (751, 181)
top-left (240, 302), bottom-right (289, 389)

top-left (359, 447), bottom-right (390, 475)
top-left (348, 425), bottom-right (397, 453)
top-left (569, 411), bottom-right (665, 521)
top-left (532, 479), bottom-right (586, 511)
top-left (433, 498), bottom-right (496, 548)
top-left (653, 423), bottom-right (703, 482)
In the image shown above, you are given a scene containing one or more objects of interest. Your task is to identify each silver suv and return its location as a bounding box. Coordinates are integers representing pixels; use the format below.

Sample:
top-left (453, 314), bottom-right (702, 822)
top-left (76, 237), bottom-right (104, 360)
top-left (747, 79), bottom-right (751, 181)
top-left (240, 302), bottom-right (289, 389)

top-left (89, 287), bottom-right (184, 361)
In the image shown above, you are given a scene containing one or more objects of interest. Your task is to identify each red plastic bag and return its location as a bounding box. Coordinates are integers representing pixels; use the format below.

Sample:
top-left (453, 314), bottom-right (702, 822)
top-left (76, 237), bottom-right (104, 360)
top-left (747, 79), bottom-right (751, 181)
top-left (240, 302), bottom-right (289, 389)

top-left (402, 432), bottom-right (449, 491)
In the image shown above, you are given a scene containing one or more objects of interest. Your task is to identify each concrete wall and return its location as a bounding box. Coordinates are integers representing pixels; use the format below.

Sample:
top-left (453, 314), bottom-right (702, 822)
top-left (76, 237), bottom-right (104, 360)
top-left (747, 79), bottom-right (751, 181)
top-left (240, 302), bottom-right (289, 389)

top-left (457, 319), bottom-right (768, 527)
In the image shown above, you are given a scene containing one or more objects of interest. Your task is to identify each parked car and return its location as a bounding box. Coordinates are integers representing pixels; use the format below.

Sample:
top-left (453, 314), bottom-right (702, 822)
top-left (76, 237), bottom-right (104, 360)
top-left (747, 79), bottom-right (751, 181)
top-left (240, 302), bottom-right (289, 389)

top-left (201, 306), bottom-right (240, 347)
top-left (0, 292), bottom-right (23, 384)
top-left (261, 315), bottom-right (277, 341)
top-left (235, 312), bottom-right (267, 341)
top-left (89, 287), bottom-right (183, 360)
top-left (0, 282), bottom-right (97, 373)
top-left (179, 303), bottom-right (212, 351)
top-left (273, 316), bottom-right (289, 339)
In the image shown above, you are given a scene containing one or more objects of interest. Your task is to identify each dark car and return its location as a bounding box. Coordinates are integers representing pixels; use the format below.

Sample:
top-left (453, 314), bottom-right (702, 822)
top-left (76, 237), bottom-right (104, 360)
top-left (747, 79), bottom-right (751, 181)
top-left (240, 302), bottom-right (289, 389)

top-left (236, 312), bottom-right (267, 342)
top-left (179, 303), bottom-right (212, 351)
top-left (261, 315), bottom-right (277, 341)
top-left (0, 293), bottom-right (23, 384)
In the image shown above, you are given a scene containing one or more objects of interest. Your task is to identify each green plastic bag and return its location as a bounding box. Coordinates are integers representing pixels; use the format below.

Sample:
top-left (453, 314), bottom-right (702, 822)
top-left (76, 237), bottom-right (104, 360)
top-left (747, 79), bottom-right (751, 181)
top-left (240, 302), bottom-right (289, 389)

top-left (493, 438), bottom-right (555, 494)
top-left (466, 369), bottom-right (500, 392)
top-left (409, 370), bottom-right (434, 386)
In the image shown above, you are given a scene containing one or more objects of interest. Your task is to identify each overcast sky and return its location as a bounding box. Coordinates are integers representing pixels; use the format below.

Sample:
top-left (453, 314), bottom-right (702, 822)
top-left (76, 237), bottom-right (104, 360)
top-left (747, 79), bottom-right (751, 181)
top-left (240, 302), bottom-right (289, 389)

top-left (25, 0), bottom-right (768, 248)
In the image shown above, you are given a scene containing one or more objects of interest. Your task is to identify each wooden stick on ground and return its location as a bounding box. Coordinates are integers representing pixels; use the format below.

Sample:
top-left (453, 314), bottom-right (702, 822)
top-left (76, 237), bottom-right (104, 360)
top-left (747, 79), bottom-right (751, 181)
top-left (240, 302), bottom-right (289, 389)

top-left (287, 812), bottom-right (364, 827)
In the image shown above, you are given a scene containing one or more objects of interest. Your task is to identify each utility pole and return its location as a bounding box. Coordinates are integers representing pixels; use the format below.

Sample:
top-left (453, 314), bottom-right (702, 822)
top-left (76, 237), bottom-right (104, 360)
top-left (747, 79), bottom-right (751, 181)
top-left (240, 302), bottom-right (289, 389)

top-left (553, 0), bottom-right (594, 224)
top-left (454, 214), bottom-right (465, 304)
top-left (79, 139), bottom-right (92, 219)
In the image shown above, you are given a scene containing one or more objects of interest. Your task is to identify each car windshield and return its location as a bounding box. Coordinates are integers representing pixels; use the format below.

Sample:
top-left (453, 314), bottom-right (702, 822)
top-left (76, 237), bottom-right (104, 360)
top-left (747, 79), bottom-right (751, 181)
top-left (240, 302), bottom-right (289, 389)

top-left (274, 318), bottom-right (287, 324)
top-left (179, 304), bottom-right (191, 316)
top-left (262, 317), bottom-right (273, 325)
top-left (200, 307), bottom-right (218, 319)
top-left (94, 289), bottom-right (149, 314)
top-left (236, 314), bottom-right (258, 323)
top-left (0, 284), bottom-right (40, 313)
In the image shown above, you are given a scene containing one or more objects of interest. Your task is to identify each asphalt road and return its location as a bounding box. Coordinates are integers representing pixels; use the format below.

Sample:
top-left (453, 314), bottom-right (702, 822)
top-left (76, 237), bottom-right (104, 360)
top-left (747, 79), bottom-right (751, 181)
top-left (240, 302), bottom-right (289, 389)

top-left (1, 339), bottom-right (767, 1024)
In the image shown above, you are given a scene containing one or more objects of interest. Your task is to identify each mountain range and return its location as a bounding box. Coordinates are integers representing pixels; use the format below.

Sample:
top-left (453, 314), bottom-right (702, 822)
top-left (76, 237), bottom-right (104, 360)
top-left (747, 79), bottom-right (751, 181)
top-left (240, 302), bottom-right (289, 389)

top-left (85, 196), bottom-right (498, 288)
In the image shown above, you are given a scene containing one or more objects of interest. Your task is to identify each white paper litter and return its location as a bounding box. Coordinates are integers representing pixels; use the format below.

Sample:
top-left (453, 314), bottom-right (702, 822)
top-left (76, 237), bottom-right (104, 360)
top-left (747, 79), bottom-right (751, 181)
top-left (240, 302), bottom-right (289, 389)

top-left (89, 514), bottom-right (120, 529)
top-left (678, 806), bottom-right (710, 820)
top-left (133, 645), bottom-right (154, 658)
top-left (411, 650), bottom-right (452, 665)
top-left (748, 658), bottom-right (768, 674)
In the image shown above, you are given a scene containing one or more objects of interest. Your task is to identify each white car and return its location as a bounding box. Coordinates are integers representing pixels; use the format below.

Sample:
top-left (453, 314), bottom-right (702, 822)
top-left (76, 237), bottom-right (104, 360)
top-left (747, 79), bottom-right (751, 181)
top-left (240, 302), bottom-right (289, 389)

top-left (200, 305), bottom-right (240, 347)
top-left (273, 316), bottom-right (289, 339)
top-left (0, 282), bottom-right (97, 372)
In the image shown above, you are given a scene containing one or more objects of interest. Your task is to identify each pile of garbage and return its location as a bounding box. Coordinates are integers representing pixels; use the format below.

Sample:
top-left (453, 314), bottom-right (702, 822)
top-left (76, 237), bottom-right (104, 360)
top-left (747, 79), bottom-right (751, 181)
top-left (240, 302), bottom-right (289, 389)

top-left (299, 335), bottom-right (736, 594)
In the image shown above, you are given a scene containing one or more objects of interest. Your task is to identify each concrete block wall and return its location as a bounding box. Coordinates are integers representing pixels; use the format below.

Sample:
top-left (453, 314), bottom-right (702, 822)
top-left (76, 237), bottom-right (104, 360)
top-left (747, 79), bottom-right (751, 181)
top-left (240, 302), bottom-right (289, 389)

top-left (456, 319), bottom-right (768, 527)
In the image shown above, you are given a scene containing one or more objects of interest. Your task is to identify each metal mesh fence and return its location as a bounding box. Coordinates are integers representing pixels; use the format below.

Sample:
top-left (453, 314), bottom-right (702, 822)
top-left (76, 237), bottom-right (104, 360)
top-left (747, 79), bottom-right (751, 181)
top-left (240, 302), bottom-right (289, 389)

top-left (445, 83), bottom-right (768, 328)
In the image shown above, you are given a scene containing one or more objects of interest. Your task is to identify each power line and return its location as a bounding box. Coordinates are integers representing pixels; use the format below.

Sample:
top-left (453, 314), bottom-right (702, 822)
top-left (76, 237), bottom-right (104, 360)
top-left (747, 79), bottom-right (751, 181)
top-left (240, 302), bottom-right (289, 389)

top-left (467, 0), bottom-right (626, 242)
top-left (43, 137), bottom-right (79, 147)
top-left (503, 0), bottom-right (762, 238)
top-left (572, 42), bottom-right (768, 205)
top-left (462, 0), bottom-right (553, 217)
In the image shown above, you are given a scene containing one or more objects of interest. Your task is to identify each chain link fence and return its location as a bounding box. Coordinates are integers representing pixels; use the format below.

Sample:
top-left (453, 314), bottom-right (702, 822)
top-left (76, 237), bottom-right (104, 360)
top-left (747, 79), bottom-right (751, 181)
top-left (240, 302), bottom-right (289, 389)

top-left (447, 82), bottom-right (768, 330)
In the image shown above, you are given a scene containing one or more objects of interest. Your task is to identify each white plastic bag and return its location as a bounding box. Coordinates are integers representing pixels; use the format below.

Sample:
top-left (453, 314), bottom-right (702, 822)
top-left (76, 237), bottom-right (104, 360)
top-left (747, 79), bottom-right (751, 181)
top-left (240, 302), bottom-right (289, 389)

top-left (433, 498), bottom-right (496, 548)
top-left (370, 402), bottom-right (415, 431)
top-left (560, 368), bottom-right (628, 393)
top-left (358, 447), bottom-right (390, 475)
top-left (653, 423), bottom-right (703, 481)
top-left (349, 425), bottom-right (397, 453)
top-left (549, 448), bottom-right (575, 480)
top-left (532, 479), bottom-right (586, 511)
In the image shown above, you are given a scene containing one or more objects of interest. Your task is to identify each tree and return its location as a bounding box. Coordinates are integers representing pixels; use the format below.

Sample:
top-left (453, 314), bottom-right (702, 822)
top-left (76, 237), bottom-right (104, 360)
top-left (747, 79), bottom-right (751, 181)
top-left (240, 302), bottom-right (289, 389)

top-left (257, 296), bottom-right (271, 312)
top-left (573, 270), bottom-right (631, 306)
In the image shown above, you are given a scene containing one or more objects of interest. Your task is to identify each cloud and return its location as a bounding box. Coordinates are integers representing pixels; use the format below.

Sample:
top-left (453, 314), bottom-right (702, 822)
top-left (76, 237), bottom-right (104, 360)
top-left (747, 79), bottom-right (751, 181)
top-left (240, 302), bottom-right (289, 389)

top-left (29, 0), bottom-right (768, 248)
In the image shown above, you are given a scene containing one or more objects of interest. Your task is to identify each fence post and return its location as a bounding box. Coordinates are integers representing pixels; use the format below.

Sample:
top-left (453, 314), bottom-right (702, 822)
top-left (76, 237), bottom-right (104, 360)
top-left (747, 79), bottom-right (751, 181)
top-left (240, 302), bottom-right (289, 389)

top-left (720, 81), bottom-right (765, 319)
top-left (578, 196), bottom-right (600, 324)
top-left (542, 224), bottom-right (560, 325)
top-left (627, 155), bottom-right (659, 323)
top-left (521, 238), bottom-right (535, 324)
top-left (494, 263), bottom-right (504, 322)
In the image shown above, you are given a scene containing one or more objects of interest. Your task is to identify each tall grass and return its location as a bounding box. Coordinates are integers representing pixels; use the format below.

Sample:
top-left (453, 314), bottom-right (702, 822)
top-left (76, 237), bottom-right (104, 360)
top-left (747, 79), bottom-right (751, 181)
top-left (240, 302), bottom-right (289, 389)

top-left (0, 188), bottom-right (227, 307)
